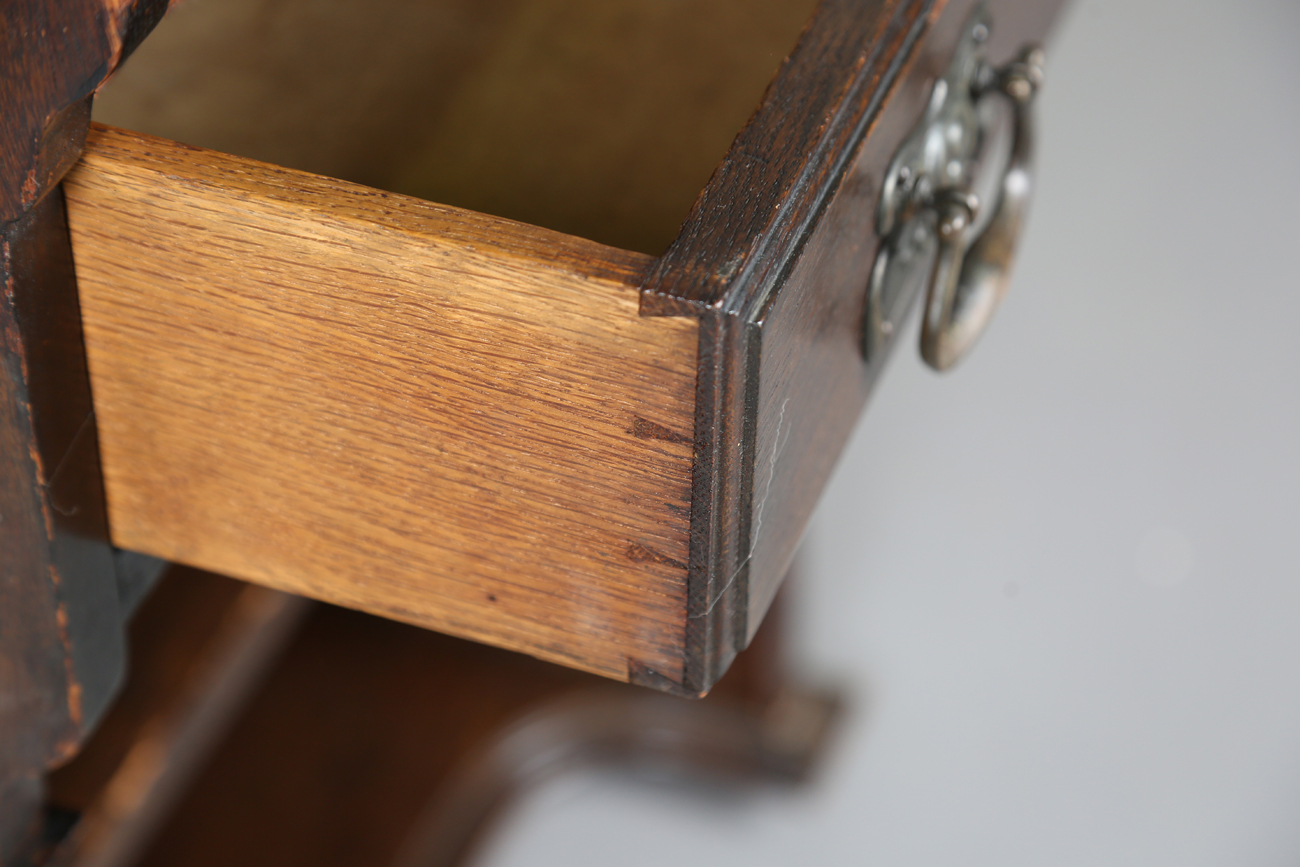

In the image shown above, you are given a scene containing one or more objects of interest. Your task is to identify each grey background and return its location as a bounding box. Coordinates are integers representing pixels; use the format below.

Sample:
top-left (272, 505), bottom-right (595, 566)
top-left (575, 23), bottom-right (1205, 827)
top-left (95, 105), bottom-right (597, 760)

top-left (479, 0), bottom-right (1300, 863)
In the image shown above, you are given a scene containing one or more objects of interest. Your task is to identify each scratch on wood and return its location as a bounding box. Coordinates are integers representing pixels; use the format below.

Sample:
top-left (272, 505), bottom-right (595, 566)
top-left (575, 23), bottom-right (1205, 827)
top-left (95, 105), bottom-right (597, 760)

top-left (749, 397), bottom-right (790, 560)
top-left (688, 397), bottom-right (790, 621)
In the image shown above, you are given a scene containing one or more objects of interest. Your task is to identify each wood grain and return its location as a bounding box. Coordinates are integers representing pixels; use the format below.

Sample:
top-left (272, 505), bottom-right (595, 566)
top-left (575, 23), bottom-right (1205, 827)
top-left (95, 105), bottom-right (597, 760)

top-left (92, 0), bottom-right (817, 256)
top-left (65, 125), bottom-right (700, 684)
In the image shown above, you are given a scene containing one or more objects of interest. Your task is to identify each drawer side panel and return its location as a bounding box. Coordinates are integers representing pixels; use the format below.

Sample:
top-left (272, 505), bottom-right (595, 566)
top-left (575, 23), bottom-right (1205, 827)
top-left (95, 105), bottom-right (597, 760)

top-left (65, 126), bottom-right (698, 682)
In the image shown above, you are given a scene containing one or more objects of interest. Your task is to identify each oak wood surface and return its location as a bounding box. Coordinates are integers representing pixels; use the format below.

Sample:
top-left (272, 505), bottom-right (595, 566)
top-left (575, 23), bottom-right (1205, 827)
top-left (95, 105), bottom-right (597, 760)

top-left (92, 0), bottom-right (818, 256)
top-left (65, 125), bottom-right (699, 684)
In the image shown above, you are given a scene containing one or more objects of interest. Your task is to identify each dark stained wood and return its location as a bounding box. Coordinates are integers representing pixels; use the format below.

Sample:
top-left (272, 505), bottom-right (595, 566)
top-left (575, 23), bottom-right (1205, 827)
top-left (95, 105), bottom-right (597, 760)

top-left (45, 568), bottom-right (309, 867)
top-left (642, 0), bottom-right (939, 693)
top-left (132, 606), bottom-right (591, 867)
top-left (0, 0), bottom-right (170, 225)
top-left (639, 0), bottom-right (1068, 689)
top-left (44, 569), bottom-right (256, 814)
top-left (73, 590), bottom-right (832, 867)
top-left (0, 0), bottom-right (170, 860)
top-left (5, 190), bottom-right (125, 722)
top-left (391, 593), bottom-right (833, 867)
top-left (641, 0), bottom-right (935, 314)
top-left (744, 0), bottom-right (1069, 638)
top-left (1, 188), bottom-right (126, 867)
top-left (0, 227), bottom-right (75, 860)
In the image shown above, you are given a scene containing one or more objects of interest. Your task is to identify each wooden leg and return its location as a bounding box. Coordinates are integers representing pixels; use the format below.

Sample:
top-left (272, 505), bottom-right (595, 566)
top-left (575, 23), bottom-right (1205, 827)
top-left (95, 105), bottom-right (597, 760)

top-left (1, 186), bottom-right (125, 867)
top-left (0, 2), bottom-right (172, 859)
top-left (44, 568), bottom-right (308, 867)
top-left (45, 577), bottom-right (838, 867)
top-left (393, 605), bottom-right (839, 867)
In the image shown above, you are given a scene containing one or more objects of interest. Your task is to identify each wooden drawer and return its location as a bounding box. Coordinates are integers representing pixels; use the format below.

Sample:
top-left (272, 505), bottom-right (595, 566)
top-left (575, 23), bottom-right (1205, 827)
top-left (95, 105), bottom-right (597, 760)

top-left (65, 0), bottom-right (1065, 694)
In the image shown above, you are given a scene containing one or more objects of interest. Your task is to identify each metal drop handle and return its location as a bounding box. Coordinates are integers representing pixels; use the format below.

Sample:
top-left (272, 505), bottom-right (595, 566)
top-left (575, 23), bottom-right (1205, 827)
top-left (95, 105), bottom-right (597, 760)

top-left (864, 5), bottom-right (1045, 372)
top-left (921, 48), bottom-right (1043, 370)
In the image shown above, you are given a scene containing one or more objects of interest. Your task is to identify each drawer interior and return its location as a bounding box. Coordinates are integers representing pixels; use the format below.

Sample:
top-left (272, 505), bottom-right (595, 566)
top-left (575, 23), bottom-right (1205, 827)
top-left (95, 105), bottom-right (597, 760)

top-left (94, 0), bottom-right (817, 255)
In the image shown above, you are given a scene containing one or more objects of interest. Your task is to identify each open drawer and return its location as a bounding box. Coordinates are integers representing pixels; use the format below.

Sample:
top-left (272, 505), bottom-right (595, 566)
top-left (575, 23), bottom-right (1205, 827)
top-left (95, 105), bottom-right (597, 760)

top-left (66, 0), bottom-right (1065, 694)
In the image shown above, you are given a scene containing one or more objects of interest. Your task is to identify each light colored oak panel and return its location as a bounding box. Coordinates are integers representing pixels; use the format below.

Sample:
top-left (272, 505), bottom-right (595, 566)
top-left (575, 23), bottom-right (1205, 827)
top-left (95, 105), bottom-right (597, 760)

top-left (65, 125), bottom-right (699, 682)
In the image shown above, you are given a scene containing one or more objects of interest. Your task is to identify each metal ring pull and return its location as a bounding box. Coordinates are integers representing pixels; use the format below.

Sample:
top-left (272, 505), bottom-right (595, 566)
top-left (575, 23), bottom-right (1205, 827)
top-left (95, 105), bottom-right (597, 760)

top-left (863, 4), bottom-right (1045, 371)
top-left (921, 49), bottom-right (1043, 370)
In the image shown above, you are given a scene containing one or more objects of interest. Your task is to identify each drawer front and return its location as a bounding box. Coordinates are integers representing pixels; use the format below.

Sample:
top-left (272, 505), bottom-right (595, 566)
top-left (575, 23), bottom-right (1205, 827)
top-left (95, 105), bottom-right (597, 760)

top-left (643, 0), bottom-right (1067, 689)
top-left (748, 0), bottom-right (1066, 640)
